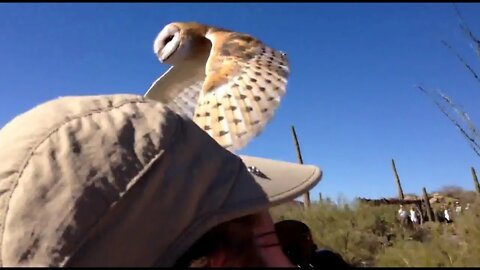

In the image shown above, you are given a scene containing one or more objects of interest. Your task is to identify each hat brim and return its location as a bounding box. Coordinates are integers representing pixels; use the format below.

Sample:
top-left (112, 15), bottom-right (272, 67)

top-left (216, 154), bottom-right (322, 222)
top-left (239, 155), bottom-right (322, 206)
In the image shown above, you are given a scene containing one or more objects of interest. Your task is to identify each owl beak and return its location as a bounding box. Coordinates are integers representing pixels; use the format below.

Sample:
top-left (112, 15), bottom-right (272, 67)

top-left (158, 49), bottom-right (174, 63)
top-left (154, 47), bottom-right (167, 63)
top-left (156, 35), bottom-right (180, 64)
top-left (156, 50), bottom-right (166, 63)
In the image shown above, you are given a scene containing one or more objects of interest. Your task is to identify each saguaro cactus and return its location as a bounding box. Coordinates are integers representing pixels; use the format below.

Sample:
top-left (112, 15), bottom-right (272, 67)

top-left (291, 125), bottom-right (311, 209)
top-left (391, 159), bottom-right (405, 200)
top-left (472, 167), bottom-right (480, 194)
top-left (422, 187), bottom-right (435, 222)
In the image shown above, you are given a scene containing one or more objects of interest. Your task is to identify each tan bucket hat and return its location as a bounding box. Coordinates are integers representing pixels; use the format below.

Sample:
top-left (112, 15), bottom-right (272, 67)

top-left (0, 94), bottom-right (322, 267)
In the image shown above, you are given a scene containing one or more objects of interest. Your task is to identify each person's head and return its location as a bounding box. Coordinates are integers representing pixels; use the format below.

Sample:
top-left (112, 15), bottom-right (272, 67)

top-left (0, 94), bottom-right (322, 267)
top-left (274, 220), bottom-right (315, 267)
top-left (274, 220), bottom-right (351, 268)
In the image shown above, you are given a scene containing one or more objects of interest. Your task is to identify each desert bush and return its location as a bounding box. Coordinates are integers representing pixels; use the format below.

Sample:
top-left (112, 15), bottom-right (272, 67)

top-left (270, 195), bottom-right (480, 267)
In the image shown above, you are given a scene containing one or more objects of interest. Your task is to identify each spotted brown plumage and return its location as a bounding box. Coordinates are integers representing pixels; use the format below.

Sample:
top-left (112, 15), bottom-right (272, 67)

top-left (145, 21), bottom-right (290, 152)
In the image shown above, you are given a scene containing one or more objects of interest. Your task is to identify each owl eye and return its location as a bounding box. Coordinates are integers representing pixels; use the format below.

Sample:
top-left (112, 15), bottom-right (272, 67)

top-left (164, 35), bottom-right (174, 45)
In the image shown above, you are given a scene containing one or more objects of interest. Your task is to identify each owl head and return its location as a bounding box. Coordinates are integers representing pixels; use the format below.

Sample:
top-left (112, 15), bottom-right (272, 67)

top-left (153, 22), bottom-right (210, 65)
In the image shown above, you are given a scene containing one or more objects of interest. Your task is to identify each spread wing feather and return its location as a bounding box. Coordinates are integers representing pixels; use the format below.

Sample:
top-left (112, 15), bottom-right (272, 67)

top-left (193, 29), bottom-right (290, 151)
top-left (145, 25), bottom-right (290, 152)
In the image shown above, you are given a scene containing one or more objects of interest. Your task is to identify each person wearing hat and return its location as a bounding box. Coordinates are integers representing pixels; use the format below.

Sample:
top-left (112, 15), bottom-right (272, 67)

top-left (0, 94), bottom-right (322, 267)
top-left (274, 220), bottom-right (351, 268)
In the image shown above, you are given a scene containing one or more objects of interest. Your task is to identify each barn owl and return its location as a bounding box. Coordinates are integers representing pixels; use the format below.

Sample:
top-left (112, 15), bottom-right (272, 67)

top-left (144, 22), bottom-right (290, 152)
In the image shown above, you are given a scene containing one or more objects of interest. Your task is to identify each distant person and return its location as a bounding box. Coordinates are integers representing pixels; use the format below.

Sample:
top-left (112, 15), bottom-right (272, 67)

top-left (444, 206), bottom-right (452, 223)
top-left (409, 207), bottom-right (418, 224)
top-left (398, 205), bottom-right (409, 225)
top-left (274, 220), bottom-right (351, 268)
top-left (455, 201), bottom-right (462, 215)
top-left (398, 205), bottom-right (407, 218)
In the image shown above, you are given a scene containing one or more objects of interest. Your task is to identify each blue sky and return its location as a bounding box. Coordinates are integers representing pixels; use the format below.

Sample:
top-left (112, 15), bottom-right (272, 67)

top-left (1, 3), bottom-right (480, 201)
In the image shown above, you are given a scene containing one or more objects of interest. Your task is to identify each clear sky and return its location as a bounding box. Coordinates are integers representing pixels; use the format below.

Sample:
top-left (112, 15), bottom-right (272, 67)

top-left (1, 3), bottom-right (480, 201)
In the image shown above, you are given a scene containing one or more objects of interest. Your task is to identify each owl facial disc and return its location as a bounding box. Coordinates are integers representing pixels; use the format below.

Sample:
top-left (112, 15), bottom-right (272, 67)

top-left (154, 24), bottom-right (181, 63)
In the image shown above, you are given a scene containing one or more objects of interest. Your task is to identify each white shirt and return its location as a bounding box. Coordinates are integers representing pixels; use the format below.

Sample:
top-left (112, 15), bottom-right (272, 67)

top-left (410, 209), bottom-right (418, 222)
top-left (444, 209), bottom-right (450, 221)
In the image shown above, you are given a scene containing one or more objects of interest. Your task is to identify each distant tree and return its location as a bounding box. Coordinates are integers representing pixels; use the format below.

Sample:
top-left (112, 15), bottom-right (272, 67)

top-left (437, 185), bottom-right (465, 196)
top-left (435, 185), bottom-right (477, 203)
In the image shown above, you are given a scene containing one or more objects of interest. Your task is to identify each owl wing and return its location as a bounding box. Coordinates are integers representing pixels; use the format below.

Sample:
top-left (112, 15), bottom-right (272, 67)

top-left (144, 59), bottom-right (206, 118)
top-left (194, 29), bottom-right (290, 151)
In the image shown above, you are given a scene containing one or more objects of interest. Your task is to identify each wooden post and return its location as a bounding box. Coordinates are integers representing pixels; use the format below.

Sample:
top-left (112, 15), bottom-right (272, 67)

top-left (472, 167), bottom-right (480, 194)
top-left (291, 125), bottom-right (311, 209)
top-left (391, 159), bottom-right (405, 200)
top-left (422, 187), bottom-right (435, 222)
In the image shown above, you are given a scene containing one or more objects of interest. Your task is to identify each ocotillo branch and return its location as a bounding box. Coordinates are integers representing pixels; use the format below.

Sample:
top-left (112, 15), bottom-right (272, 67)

top-left (291, 125), bottom-right (311, 208)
